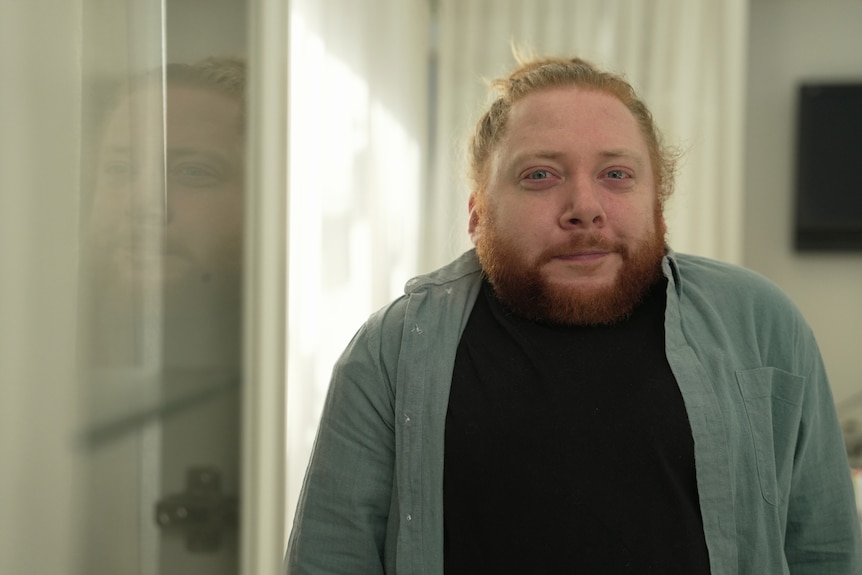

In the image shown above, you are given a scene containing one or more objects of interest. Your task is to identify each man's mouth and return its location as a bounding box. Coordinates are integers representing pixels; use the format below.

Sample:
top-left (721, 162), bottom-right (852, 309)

top-left (114, 241), bottom-right (189, 262)
top-left (556, 249), bottom-right (610, 258)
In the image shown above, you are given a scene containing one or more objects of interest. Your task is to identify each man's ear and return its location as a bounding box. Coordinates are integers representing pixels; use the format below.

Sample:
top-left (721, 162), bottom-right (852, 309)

top-left (467, 194), bottom-right (481, 246)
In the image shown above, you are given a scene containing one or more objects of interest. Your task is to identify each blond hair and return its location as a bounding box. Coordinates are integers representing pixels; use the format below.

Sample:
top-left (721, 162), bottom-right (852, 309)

top-left (469, 56), bottom-right (678, 206)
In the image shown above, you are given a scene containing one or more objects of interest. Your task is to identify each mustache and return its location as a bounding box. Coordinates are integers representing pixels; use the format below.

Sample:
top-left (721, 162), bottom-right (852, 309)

top-left (106, 229), bottom-right (192, 260)
top-left (540, 233), bottom-right (621, 260)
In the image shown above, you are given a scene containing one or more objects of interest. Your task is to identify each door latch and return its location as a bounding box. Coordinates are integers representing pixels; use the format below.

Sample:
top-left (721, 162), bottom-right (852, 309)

top-left (155, 467), bottom-right (238, 552)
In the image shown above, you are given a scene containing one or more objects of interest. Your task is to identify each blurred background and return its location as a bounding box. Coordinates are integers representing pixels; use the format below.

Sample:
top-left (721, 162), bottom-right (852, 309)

top-left (2, 0), bottom-right (861, 572)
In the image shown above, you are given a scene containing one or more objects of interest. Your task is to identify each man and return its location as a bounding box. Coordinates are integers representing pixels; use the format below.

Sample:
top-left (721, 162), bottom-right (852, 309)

top-left (286, 56), bottom-right (861, 574)
top-left (81, 58), bottom-right (245, 572)
top-left (85, 58), bottom-right (245, 368)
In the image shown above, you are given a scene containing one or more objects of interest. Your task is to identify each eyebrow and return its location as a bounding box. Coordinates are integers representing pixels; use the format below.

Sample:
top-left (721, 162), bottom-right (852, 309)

top-left (513, 150), bottom-right (562, 162)
top-left (511, 148), bottom-right (646, 168)
top-left (101, 145), bottom-right (132, 156)
top-left (101, 145), bottom-right (229, 163)
top-left (167, 147), bottom-right (228, 161)
top-left (598, 149), bottom-right (646, 167)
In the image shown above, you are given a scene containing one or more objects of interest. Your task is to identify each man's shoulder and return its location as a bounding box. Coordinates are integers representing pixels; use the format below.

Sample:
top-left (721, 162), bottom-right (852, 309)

top-left (402, 249), bottom-right (482, 295)
top-left (669, 252), bottom-right (802, 321)
top-left (671, 252), bottom-right (785, 295)
top-left (352, 251), bottom-right (482, 366)
top-left (363, 250), bottom-right (482, 334)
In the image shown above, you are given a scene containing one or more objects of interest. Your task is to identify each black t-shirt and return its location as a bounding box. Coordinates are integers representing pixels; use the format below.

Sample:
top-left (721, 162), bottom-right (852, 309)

top-left (444, 278), bottom-right (711, 574)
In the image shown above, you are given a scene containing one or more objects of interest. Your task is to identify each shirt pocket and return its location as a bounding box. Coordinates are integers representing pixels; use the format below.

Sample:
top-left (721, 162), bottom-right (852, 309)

top-left (736, 367), bottom-right (805, 506)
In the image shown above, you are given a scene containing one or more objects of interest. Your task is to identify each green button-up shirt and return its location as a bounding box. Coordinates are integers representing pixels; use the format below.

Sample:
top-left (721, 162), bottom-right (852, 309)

top-left (287, 249), bottom-right (862, 574)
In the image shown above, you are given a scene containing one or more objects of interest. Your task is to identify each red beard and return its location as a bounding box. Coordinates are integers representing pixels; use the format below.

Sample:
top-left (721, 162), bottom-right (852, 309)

top-left (475, 205), bottom-right (667, 326)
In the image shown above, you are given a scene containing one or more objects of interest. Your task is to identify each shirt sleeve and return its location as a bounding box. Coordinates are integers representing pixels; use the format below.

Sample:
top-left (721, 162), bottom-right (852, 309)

top-left (784, 331), bottom-right (862, 574)
top-left (286, 317), bottom-right (397, 575)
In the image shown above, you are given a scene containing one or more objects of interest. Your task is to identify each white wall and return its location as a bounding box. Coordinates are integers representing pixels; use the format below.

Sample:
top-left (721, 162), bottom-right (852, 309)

top-left (0, 2), bottom-right (83, 573)
top-left (745, 0), bottom-right (862, 408)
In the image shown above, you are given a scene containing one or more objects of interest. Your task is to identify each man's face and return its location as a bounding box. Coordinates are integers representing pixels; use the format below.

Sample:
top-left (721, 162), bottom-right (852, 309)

top-left (469, 86), bottom-right (666, 326)
top-left (89, 84), bottom-right (245, 299)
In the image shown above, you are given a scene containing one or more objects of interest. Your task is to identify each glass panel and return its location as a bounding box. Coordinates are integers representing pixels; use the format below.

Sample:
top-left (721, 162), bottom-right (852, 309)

top-left (77, 1), bottom-right (246, 573)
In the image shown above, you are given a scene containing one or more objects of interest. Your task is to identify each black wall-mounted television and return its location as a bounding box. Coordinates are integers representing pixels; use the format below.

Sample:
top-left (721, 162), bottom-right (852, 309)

top-left (794, 82), bottom-right (862, 251)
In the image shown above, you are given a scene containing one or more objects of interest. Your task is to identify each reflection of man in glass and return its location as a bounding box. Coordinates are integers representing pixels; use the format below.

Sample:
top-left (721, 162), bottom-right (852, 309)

top-left (81, 59), bottom-right (245, 572)
top-left (86, 58), bottom-right (245, 368)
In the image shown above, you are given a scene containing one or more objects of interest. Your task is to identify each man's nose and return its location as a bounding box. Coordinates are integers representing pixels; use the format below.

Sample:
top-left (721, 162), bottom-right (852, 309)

top-left (559, 175), bottom-right (606, 229)
top-left (127, 164), bottom-right (171, 225)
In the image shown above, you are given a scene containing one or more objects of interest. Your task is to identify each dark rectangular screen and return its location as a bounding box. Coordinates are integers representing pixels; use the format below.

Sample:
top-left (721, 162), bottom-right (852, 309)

top-left (794, 82), bottom-right (862, 250)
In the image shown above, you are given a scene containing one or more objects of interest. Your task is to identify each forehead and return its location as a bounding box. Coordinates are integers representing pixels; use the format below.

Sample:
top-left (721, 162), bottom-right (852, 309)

top-left (500, 86), bottom-right (648, 160)
top-left (101, 85), bottom-right (242, 147)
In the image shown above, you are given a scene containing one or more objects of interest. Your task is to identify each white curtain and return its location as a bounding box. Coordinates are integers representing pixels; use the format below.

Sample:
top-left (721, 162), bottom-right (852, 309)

top-left (427, 0), bottom-right (749, 270)
top-left (285, 0), bottom-right (430, 532)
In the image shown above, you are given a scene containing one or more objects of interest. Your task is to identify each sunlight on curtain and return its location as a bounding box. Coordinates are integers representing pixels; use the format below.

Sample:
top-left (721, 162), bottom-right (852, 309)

top-left (285, 0), bottom-right (429, 532)
top-left (428, 0), bottom-right (748, 270)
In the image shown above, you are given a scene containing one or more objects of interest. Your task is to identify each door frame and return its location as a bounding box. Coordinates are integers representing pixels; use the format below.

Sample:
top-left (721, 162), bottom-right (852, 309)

top-left (241, 0), bottom-right (290, 572)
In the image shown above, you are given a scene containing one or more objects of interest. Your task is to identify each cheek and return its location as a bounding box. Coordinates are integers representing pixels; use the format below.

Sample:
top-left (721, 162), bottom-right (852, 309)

top-left (607, 197), bottom-right (657, 235)
top-left (176, 195), bottom-right (244, 245)
top-left (503, 199), bottom-right (559, 236)
top-left (87, 192), bottom-right (127, 237)
top-left (91, 176), bottom-right (129, 209)
top-left (173, 185), bottom-right (241, 217)
top-left (492, 205), bottom-right (550, 254)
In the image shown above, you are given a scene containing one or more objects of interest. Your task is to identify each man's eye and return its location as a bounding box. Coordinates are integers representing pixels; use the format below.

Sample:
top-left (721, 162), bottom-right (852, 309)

top-left (171, 164), bottom-right (221, 187)
top-left (520, 167), bottom-right (560, 188)
top-left (179, 166), bottom-right (210, 177)
top-left (606, 169), bottom-right (629, 180)
top-left (526, 170), bottom-right (552, 180)
top-left (103, 161), bottom-right (133, 177)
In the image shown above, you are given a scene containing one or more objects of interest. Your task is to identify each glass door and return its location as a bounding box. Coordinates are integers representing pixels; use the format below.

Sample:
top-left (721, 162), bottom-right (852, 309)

top-left (3, 0), bottom-right (287, 572)
top-left (77, 1), bottom-right (250, 573)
